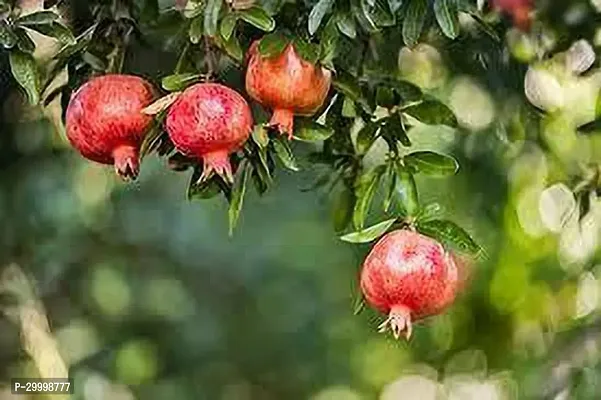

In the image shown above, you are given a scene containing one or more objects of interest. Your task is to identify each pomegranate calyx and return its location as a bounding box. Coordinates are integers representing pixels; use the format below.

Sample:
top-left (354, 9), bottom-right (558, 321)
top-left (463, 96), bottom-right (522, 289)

top-left (201, 150), bottom-right (234, 184)
top-left (378, 304), bottom-right (413, 340)
top-left (269, 108), bottom-right (295, 139)
top-left (113, 145), bottom-right (140, 181)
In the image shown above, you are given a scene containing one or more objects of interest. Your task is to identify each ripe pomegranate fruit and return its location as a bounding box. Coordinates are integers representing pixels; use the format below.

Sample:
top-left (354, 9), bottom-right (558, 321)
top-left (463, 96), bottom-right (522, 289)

top-left (245, 41), bottom-right (332, 138)
top-left (165, 83), bottom-right (253, 182)
top-left (493, 0), bottom-right (533, 31)
top-left (66, 74), bottom-right (156, 180)
top-left (360, 230), bottom-right (459, 340)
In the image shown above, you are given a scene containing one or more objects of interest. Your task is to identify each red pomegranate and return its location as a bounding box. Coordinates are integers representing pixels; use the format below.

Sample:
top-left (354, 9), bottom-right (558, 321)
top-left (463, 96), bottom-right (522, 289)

top-left (360, 230), bottom-right (459, 340)
top-left (493, 0), bottom-right (533, 31)
top-left (165, 83), bottom-right (253, 182)
top-left (245, 41), bottom-right (331, 138)
top-left (66, 74), bottom-right (156, 180)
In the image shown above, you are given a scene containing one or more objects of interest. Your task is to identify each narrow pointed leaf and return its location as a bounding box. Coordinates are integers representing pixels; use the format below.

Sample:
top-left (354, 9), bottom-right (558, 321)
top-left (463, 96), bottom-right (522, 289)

top-left (161, 73), bottom-right (202, 91)
top-left (220, 13), bottom-right (238, 40)
top-left (9, 50), bottom-right (41, 105)
top-left (238, 6), bottom-right (275, 32)
top-left (204, 0), bottom-right (223, 36)
top-left (355, 121), bottom-right (381, 154)
top-left (416, 219), bottom-right (482, 254)
top-left (404, 151), bottom-right (459, 176)
top-left (353, 165), bottom-right (386, 229)
top-left (340, 218), bottom-right (397, 243)
top-left (395, 164), bottom-right (419, 216)
top-left (272, 138), bottom-right (299, 171)
top-left (402, 0), bottom-right (428, 47)
top-left (16, 11), bottom-right (58, 26)
top-left (433, 0), bottom-right (459, 39)
top-left (294, 120), bottom-right (334, 142)
top-left (403, 100), bottom-right (458, 127)
top-left (228, 160), bottom-right (252, 236)
top-left (308, 0), bottom-right (335, 35)
top-left (141, 92), bottom-right (182, 115)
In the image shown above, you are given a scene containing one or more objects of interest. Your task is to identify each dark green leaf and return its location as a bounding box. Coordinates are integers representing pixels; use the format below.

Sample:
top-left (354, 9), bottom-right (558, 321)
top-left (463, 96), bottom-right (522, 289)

top-left (294, 120), bottom-right (334, 142)
top-left (402, 0), bottom-right (428, 47)
top-left (353, 165), bottom-right (386, 229)
top-left (204, 0), bottom-right (223, 36)
top-left (308, 0), bottom-right (335, 36)
top-left (25, 22), bottom-right (75, 45)
top-left (394, 164), bottom-right (419, 216)
top-left (355, 121), bottom-right (381, 154)
top-left (404, 151), bottom-right (459, 176)
top-left (417, 202), bottom-right (443, 221)
top-left (335, 12), bottom-right (357, 39)
top-left (293, 38), bottom-right (320, 64)
top-left (272, 138), bottom-right (299, 171)
top-left (381, 113), bottom-right (411, 147)
top-left (578, 119), bottom-right (601, 134)
top-left (351, 0), bottom-right (378, 33)
top-left (469, 12), bottom-right (500, 42)
top-left (383, 163), bottom-right (396, 212)
top-left (376, 87), bottom-right (396, 108)
top-left (9, 50), bottom-right (41, 105)
top-left (238, 6), bottom-right (275, 32)
top-left (15, 28), bottom-right (35, 53)
top-left (433, 0), bottom-right (459, 39)
top-left (189, 15), bottom-right (203, 43)
top-left (228, 160), bottom-right (252, 236)
top-left (258, 32), bottom-right (289, 58)
top-left (168, 152), bottom-right (195, 171)
top-left (216, 32), bottom-right (243, 62)
top-left (53, 23), bottom-right (96, 60)
top-left (188, 170), bottom-right (222, 200)
top-left (0, 23), bottom-right (18, 48)
top-left (370, 0), bottom-right (395, 27)
top-left (162, 73), bottom-right (202, 91)
top-left (332, 184), bottom-right (355, 233)
top-left (394, 80), bottom-right (423, 102)
top-left (340, 218), bottom-right (397, 243)
top-left (15, 11), bottom-right (58, 26)
top-left (403, 100), bottom-right (458, 127)
top-left (220, 13), bottom-right (237, 40)
top-left (417, 219), bottom-right (482, 254)
top-left (333, 71), bottom-right (371, 113)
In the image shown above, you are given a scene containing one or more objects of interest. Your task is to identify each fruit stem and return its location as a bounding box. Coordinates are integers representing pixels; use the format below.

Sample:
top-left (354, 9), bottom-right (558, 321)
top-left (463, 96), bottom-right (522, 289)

top-left (201, 151), bottom-right (234, 184)
top-left (378, 304), bottom-right (413, 340)
top-left (112, 145), bottom-right (140, 181)
top-left (269, 109), bottom-right (295, 139)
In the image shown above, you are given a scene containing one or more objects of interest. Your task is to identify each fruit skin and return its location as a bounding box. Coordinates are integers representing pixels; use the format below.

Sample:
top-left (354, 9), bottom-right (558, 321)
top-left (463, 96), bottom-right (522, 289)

top-left (66, 74), bottom-right (156, 180)
top-left (165, 83), bottom-right (253, 182)
top-left (245, 41), bottom-right (332, 138)
top-left (360, 230), bottom-right (459, 340)
top-left (493, 0), bottom-right (532, 31)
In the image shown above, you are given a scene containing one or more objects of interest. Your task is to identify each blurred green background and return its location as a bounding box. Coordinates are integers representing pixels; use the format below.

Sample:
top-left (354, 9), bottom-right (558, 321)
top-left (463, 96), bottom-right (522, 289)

top-left (4, 0), bottom-right (601, 399)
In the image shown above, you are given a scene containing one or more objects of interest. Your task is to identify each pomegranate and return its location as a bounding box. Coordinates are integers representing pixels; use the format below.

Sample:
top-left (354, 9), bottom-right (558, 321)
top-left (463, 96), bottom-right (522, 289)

top-left (165, 83), bottom-right (253, 182)
top-left (245, 41), bottom-right (332, 138)
top-left (493, 0), bottom-right (533, 31)
top-left (66, 74), bottom-right (156, 180)
top-left (360, 230), bottom-right (459, 340)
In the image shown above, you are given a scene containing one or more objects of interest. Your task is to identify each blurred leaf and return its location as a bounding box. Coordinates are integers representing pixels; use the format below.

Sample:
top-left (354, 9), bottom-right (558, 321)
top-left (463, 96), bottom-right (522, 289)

top-left (578, 119), bottom-right (601, 134)
top-left (15, 11), bottom-right (58, 26)
top-left (258, 32), bottom-right (288, 58)
top-left (333, 71), bottom-right (371, 112)
top-left (402, 0), bottom-right (427, 47)
top-left (376, 86), bottom-right (396, 108)
top-left (183, 0), bottom-right (205, 19)
top-left (162, 73), bottom-right (202, 91)
top-left (351, 0), bottom-right (378, 33)
top-left (370, 0), bottom-right (395, 27)
top-left (340, 218), bottom-right (397, 243)
top-left (142, 92), bottom-right (182, 115)
top-left (272, 138), bottom-right (299, 171)
top-left (404, 151), bottom-right (459, 176)
top-left (394, 80), bottom-right (423, 102)
top-left (168, 152), bottom-right (195, 171)
top-left (188, 168), bottom-right (222, 200)
top-left (228, 160), bottom-right (251, 236)
top-left (26, 22), bottom-right (75, 45)
top-left (469, 12), bottom-right (500, 42)
top-left (9, 50), bottom-right (41, 105)
top-left (381, 113), bottom-right (411, 147)
top-left (336, 12), bottom-right (357, 39)
top-left (433, 0), bottom-right (459, 39)
top-left (417, 202), bottom-right (443, 221)
top-left (0, 23), bottom-right (18, 48)
top-left (353, 165), bottom-right (386, 229)
top-left (204, 0), bottom-right (223, 36)
top-left (416, 219), bottom-right (482, 254)
top-left (140, 127), bottom-right (167, 159)
top-left (356, 121), bottom-right (381, 154)
top-left (403, 100), bottom-right (458, 127)
top-left (238, 6), bottom-right (275, 32)
top-left (220, 13), bottom-right (237, 40)
top-left (352, 294), bottom-right (365, 315)
top-left (251, 125), bottom-right (270, 148)
top-left (189, 15), bottom-right (203, 43)
top-left (332, 184), bottom-right (355, 233)
top-left (394, 164), bottom-right (419, 216)
top-left (294, 120), bottom-right (334, 142)
top-left (308, 0), bottom-right (335, 36)
top-left (15, 28), bottom-right (35, 53)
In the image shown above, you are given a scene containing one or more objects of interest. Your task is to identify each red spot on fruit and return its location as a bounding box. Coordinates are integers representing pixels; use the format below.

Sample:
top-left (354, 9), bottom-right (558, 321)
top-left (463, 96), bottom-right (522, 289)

top-left (245, 41), bottom-right (332, 138)
top-left (165, 83), bottom-right (253, 183)
top-left (65, 74), bottom-right (156, 180)
top-left (360, 230), bottom-right (460, 340)
top-left (493, 0), bottom-right (533, 31)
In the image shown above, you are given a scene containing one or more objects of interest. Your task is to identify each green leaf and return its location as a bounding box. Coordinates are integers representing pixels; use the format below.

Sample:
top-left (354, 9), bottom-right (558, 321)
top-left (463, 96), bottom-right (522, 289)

top-left (370, 0), bottom-right (395, 27)
top-left (204, 0), bottom-right (223, 36)
top-left (183, 0), bottom-right (205, 19)
top-left (15, 11), bottom-right (58, 26)
top-left (353, 165), bottom-right (386, 229)
top-left (333, 72), bottom-right (371, 113)
top-left (188, 171), bottom-right (222, 200)
top-left (433, 0), bottom-right (459, 39)
top-left (26, 21), bottom-right (75, 45)
top-left (381, 113), bottom-right (411, 147)
top-left (352, 294), bottom-right (365, 315)
top-left (141, 92), bottom-right (182, 115)
top-left (404, 151), bottom-right (459, 177)
top-left (15, 28), bottom-right (35, 53)
top-left (336, 12), bottom-right (357, 39)
top-left (220, 13), bottom-right (237, 40)
top-left (376, 86), bottom-right (396, 108)
top-left (189, 15), bottom-right (203, 44)
top-left (293, 38), bottom-right (320, 64)
top-left (331, 184), bottom-right (355, 233)
top-left (238, 6), bottom-right (275, 32)
top-left (403, 100), bottom-right (458, 127)
top-left (578, 119), bottom-right (601, 134)
top-left (219, 33), bottom-right (243, 62)
top-left (0, 23), bottom-right (18, 48)
top-left (469, 12), bottom-right (500, 42)
top-left (394, 164), bottom-right (419, 216)
top-left (228, 160), bottom-right (252, 236)
top-left (272, 138), bottom-right (299, 171)
top-left (417, 202), bottom-right (443, 221)
top-left (340, 218), bottom-right (397, 243)
top-left (402, 0), bottom-right (428, 47)
top-left (258, 32), bottom-right (289, 58)
top-left (351, 0), bottom-right (378, 33)
top-left (308, 0), bottom-right (335, 36)
top-left (294, 120), bottom-right (334, 142)
top-left (355, 121), bottom-right (381, 154)
top-left (161, 73), bottom-right (202, 91)
top-left (251, 125), bottom-right (270, 148)
top-left (417, 219), bottom-right (482, 254)
top-left (383, 163), bottom-right (396, 212)
top-left (9, 50), bottom-right (41, 105)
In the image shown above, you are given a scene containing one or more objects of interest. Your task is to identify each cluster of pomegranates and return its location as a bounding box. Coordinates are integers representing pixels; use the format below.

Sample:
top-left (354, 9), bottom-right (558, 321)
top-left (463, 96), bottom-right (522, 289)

top-left (65, 39), bottom-right (331, 182)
